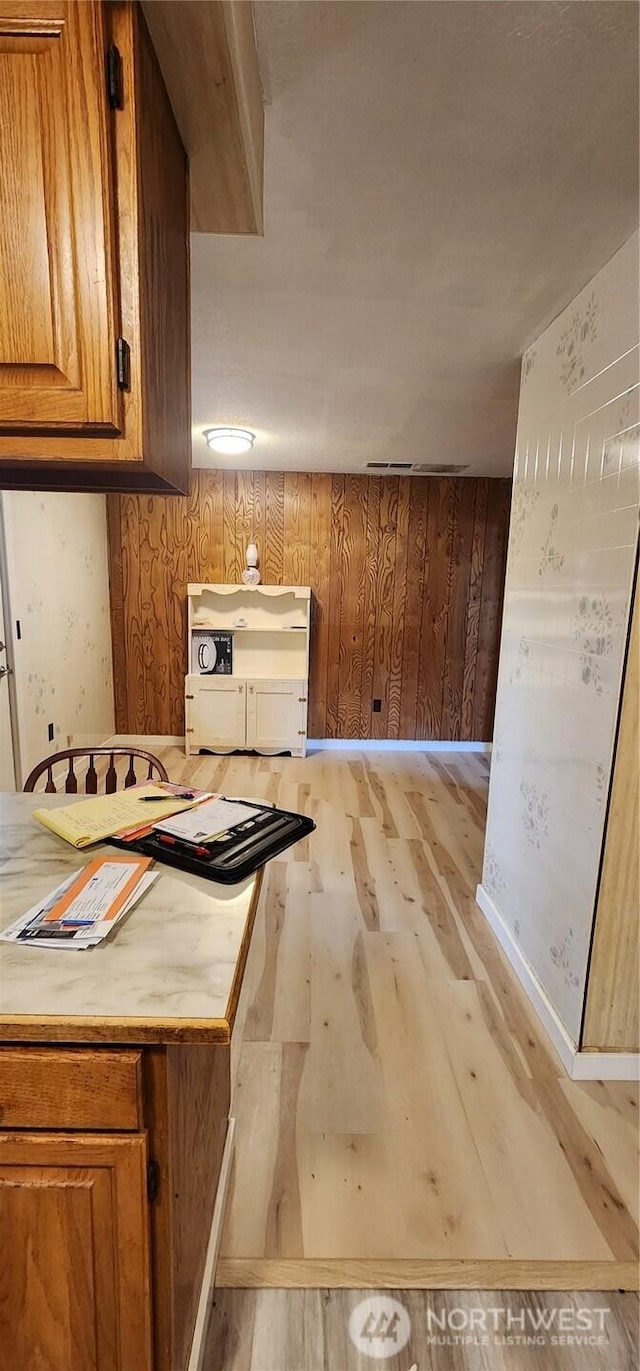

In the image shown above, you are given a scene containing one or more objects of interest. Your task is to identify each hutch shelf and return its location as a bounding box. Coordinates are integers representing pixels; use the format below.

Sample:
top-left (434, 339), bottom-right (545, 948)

top-left (185, 584), bottom-right (311, 757)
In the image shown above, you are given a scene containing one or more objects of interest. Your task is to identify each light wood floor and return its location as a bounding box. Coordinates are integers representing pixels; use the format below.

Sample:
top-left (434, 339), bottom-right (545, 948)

top-left (202, 1288), bottom-right (639, 1370)
top-left (155, 747), bottom-right (639, 1290)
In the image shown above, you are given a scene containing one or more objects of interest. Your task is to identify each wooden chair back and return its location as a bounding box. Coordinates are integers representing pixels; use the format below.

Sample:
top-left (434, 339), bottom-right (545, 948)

top-left (23, 747), bottom-right (169, 794)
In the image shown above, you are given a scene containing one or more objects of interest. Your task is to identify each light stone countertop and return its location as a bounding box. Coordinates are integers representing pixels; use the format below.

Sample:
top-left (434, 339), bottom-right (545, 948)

top-left (0, 793), bottom-right (262, 1044)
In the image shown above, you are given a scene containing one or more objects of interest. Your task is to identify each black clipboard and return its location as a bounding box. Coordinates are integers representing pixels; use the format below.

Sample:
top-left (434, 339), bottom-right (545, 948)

top-left (110, 799), bottom-right (315, 884)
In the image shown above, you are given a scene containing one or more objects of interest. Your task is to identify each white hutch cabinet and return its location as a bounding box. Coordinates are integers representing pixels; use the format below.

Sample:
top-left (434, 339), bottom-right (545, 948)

top-left (185, 585), bottom-right (311, 757)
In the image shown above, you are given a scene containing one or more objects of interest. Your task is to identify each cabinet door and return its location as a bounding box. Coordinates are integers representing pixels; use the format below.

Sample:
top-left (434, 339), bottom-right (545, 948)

top-left (0, 2), bottom-right (121, 433)
top-left (0, 1131), bottom-right (152, 1370)
top-left (246, 679), bottom-right (307, 751)
top-left (186, 675), bottom-right (246, 749)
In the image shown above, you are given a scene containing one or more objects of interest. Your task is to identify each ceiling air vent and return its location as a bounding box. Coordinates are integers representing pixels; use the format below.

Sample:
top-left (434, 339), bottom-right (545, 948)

top-left (412, 463), bottom-right (469, 474)
top-left (365, 460), bottom-right (469, 475)
top-left (366, 461), bottom-right (413, 471)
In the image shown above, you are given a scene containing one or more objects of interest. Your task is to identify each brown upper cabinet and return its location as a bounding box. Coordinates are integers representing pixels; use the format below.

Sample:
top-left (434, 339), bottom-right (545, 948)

top-left (0, 1), bottom-right (190, 493)
top-left (0, 3), bottom-right (121, 434)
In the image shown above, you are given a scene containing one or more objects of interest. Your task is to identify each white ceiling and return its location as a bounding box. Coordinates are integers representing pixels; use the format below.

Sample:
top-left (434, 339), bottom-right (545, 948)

top-left (191, 0), bottom-right (639, 478)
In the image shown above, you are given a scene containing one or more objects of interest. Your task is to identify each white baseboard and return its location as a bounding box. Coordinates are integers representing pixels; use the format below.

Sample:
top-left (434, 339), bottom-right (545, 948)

top-left (569, 1051), bottom-right (640, 1082)
top-left (187, 1118), bottom-right (236, 1371)
top-left (308, 739), bottom-right (491, 753)
top-left (67, 731), bottom-right (117, 748)
top-left (104, 734), bottom-right (185, 747)
top-left (475, 883), bottom-right (578, 1073)
top-left (475, 884), bottom-right (640, 1082)
top-left (106, 735), bottom-right (491, 755)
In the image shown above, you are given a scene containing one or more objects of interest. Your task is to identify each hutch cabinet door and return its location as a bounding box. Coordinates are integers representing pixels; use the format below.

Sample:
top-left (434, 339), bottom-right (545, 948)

top-left (0, 1131), bottom-right (152, 1371)
top-left (0, 2), bottom-right (121, 433)
top-left (245, 679), bottom-right (307, 752)
top-left (186, 675), bottom-right (247, 751)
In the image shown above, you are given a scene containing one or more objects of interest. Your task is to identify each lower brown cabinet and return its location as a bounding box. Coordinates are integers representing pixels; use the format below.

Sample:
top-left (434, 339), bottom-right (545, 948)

top-left (0, 1041), bottom-right (231, 1371)
top-left (0, 1132), bottom-right (152, 1370)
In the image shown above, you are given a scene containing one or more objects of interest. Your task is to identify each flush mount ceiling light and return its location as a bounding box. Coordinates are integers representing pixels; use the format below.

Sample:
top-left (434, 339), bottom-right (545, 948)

top-left (203, 427), bottom-right (255, 456)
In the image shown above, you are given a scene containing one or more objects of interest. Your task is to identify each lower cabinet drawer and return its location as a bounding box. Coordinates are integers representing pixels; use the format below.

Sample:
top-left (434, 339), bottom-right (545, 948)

top-left (0, 1048), bottom-right (143, 1130)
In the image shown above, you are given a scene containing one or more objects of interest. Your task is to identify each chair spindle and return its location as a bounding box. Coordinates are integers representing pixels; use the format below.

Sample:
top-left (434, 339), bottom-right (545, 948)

top-left (86, 756), bottom-right (98, 794)
top-left (105, 754), bottom-right (118, 793)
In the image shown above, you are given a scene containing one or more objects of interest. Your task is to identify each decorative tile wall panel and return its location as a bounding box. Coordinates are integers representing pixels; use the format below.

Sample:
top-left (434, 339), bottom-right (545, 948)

top-left (482, 232), bottom-right (640, 1043)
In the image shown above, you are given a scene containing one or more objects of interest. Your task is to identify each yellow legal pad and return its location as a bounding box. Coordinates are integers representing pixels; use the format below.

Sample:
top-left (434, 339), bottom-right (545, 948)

top-left (33, 785), bottom-right (200, 849)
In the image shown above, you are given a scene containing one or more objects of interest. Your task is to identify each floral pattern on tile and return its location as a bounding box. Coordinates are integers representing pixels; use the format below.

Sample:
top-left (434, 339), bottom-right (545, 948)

top-left (522, 348), bottom-right (537, 385)
top-left (603, 421), bottom-right (640, 476)
top-left (538, 503), bottom-right (564, 575)
top-left (508, 635), bottom-right (530, 685)
top-left (556, 292), bottom-right (597, 393)
top-left (616, 388), bottom-right (634, 430)
top-left (519, 780), bottom-right (550, 849)
top-left (573, 594), bottom-right (619, 695)
top-left (595, 761), bottom-right (607, 810)
top-left (483, 232), bottom-right (639, 1046)
top-left (483, 842), bottom-right (507, 901)
top-left (509, 486), bottom-right (540, 556)
top-left (549, 929), bottom-right (580, 991)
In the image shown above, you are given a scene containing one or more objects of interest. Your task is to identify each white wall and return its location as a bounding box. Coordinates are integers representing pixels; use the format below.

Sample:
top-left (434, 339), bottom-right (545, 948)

top-left (1, 491), bottom-right (115, 783)
top-left (481, 232), bottom-right (640, 1046)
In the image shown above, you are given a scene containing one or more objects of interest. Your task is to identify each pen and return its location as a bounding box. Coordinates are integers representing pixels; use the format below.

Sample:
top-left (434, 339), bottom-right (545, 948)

top-left (156, 833), bottom-right (211, 858)
top-left (140, 792), bottom-right (195, 802)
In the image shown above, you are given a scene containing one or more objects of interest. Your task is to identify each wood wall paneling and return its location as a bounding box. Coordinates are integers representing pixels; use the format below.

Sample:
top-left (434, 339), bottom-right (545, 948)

top-left (308, 474), bottom-right (332, 738)
top-left (371, 477), bottom-right (400, 740)
top-left (472, 478), bottom-right (512, 740)
top-left (337, 476), bottom-right (368, 739)
top-left (419, 479), bottom-right (456, 739)
top-left (359, 476), bottom-right (380, 739)
top-left (462, 478), bottom-right (488, 738)
top-left (107, 472), bottom-right (511, 740)
top-left (441, 481), bottom-right (475, 740)
top-left (399, 477), bottom-right (429, 738)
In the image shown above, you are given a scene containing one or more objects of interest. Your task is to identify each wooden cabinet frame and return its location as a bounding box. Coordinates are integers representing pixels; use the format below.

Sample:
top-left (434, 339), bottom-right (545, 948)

top-left (0, 1040), bottom-right (232, 1371)
top-left (0, 1), bottom-right (190, 493)
top-left (0, 1130), bottom-right (152, 1369)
